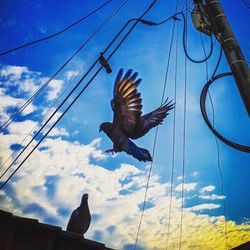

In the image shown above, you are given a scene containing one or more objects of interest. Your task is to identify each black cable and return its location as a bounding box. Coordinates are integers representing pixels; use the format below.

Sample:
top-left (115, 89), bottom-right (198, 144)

top-left (133, 7), bottom-right (180, 250)
top-left (212, 45), bottom-right (222, 78)
top-left (0, 0), bottom-right (132, 180)
top-left (0, 0), bottom-right (158, 190)
top-left (0, 0), bottom-right (112, 56)
top-left (0, 0), bottom-right (128, 132)
top-left (200, 33), bottom-right (228, 247)
top-left (179, 11), bottom-right (214, 63)
top-left (164, 11), bottom-right (179, 250)
top-left (178, 6), bottom-right (187, 250)
top-left (200, 72), bottom-right (250, 153)
top-left (0, 6), bottom-right (183, 183)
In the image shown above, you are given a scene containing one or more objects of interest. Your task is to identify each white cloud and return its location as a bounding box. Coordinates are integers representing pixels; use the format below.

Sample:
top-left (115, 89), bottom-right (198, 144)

top-left (46, 79), bottom-right (64, 101)
top-left (65, 70), bottom-right (79, 80)
top-left (0, 88), bottom-right (36, 123)
top-left (48, 127), bottom-right (69, 137)
top-left (0, 64), bottom-right (64, 103)
top-left (188, 203), bottom-right (220, 211)
top-left (200, 185), bottom-right (216, 193)
top-left (0, 65), bottom-right (28, 80)
top-left (199, 194), bottom-right (225, 200)
top-left (0, 64), bottom-right (249, 250)
top-left (175, 182), bottom-right (198, 192)
top-left (177, 176), bottom-right (183, 181)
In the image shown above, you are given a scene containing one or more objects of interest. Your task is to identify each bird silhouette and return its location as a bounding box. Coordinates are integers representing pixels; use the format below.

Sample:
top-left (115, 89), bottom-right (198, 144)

top-left (99, 52), bottom-right (112, 73)
top-left (99, 69), bottom-right (174, 162)
top-left (66, 193), bottom-right (91, 237)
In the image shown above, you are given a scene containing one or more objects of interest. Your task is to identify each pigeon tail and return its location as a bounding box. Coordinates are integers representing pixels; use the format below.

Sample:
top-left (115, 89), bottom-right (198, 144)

top-left (126, 139), bottom-right (152, 162)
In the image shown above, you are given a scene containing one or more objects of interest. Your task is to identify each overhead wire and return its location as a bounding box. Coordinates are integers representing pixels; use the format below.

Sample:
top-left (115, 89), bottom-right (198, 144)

top-left (0, 65), bottom-right (85, 173)
top-left (0, 0), bottom-right (130, 174)
top-left (180, 10), bottom-right (214, 63)
top-left (133, 6), bottom-right (180, 250)
top-left (0, 0), bottom-right (129, 132)
top-left (165, 11), bottom-right (179, 250)
top-left (200, 32), bottom-right (228, 249)
top-left (178, 4), bottom-right (188, 250)
top-left (0, 0), bottom-right (158, 190)
top-left (196, 0), bottom-right (250, 153)
top-left (0, 0), bottom-right (134, 173)
top-left (159, 10), bottom-right (214, 64)
top-left (0, 0), bottom-right (112, 57)
top-left (0, 0), bottom-right (132, 181)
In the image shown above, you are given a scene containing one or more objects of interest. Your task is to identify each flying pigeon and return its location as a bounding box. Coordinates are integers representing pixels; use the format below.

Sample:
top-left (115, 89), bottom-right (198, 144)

top-left (99, 52), bottom-right (112, 73)
top-left (99, 69), bottom-right (174, 162)
top-left (66, 193), bottom-right (91, 237)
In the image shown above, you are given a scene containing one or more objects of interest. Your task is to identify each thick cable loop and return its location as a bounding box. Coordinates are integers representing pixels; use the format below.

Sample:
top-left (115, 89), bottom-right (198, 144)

top-left (200, 72), bottom-right (250, 153)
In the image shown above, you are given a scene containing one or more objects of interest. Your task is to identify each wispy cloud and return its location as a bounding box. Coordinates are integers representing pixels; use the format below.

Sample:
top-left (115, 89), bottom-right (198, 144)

top-left (188, 203), bottom-right (220, 211)
top-left (200, 185), bottom-right (216, 193)
top-left (199, 194), bottom-right (225, 200)
top-left (175, 182), bottom-right (198, 192)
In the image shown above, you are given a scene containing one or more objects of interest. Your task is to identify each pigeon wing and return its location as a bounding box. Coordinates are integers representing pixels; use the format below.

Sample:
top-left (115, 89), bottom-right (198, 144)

top-left (66, 209), bottom-right (79, 231)
top-left (134, 99), bottom-right (174, 139)
top-left (111, 69), bottom-right (142, 136)
top-left (121, 138), bottom-right (152, 162)
top-left (82, 214), bottom-right (91, 234)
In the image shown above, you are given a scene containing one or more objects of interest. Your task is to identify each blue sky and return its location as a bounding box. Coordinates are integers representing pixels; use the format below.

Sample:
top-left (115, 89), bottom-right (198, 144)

top-left (0, 0), bottom-right (250, 249)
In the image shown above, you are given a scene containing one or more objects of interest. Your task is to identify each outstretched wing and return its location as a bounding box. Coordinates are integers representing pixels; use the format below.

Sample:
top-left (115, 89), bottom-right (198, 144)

top-left (122, 138), bottom-right (152, 162)
top-left (133, 99), bottom-right (174, 139)
top-left (111, 69), bottom-right (143, 135)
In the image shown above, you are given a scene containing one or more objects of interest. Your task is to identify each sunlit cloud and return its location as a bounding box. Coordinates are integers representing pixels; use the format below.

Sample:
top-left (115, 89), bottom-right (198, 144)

top-left (0, 64), bottom-right (250, 250)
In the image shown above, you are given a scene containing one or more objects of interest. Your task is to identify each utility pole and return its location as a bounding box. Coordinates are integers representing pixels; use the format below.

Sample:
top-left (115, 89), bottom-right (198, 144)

top-left (197, 0), bottom-right (250, 116)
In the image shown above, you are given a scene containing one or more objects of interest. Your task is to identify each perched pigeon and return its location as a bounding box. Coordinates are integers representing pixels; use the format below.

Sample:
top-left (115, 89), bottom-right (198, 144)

top-left (99, 69), bottom-right (174, 162)
top-left (66, 193), bottom-right (91, 237)
top-left (99, 52), bottom-right (112, 73)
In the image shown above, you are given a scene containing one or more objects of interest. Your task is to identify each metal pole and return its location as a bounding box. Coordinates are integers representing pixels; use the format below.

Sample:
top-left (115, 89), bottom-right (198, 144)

top-left (204, 0), bottom-right (250, 117)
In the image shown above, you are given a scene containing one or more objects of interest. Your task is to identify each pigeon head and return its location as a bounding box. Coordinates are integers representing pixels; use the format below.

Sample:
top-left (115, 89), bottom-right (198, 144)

top-left (99, 122), bottom-right (113, 133)
top-left (82, 193), bottom-right (88, 200)
top-left (80, 193), bottom-right (88, 205)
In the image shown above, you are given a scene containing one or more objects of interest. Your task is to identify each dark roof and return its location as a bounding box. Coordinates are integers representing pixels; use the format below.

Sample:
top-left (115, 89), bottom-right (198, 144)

top-left (231, 241), bottom-right (250, 250)
top-left (0, 209), bottom-right (114, 250)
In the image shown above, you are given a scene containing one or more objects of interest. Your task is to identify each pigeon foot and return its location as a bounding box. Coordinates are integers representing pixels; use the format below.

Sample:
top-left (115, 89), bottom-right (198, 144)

top-left (105, 149), bottom-right (116, 155)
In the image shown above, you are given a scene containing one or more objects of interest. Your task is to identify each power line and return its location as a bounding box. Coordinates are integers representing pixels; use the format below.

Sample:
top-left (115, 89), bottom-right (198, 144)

top-left (0, 0), bottom-right (158, 190)
top-left (0, 0), bottom-right (130, 174)
top-left (178, 7), bottom-right (187, 250)
top-left (180, 11), bottom-right (214, 63)
top-left (200, 36), bottom-right (228, 249)
top-left (0, 0), bottom-right (112, 56)
top-left (0, 64), bottom-right (85, 173)
top-left (0, 0), bottom-right (129, 132)
top-left (0, 0), bottom-right (131, 181)
top-left (165, 18), bottom-right (178, 250)
top-left (133, 7), bottom-right (180, 250)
